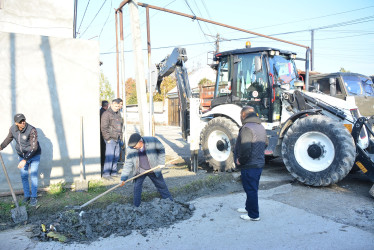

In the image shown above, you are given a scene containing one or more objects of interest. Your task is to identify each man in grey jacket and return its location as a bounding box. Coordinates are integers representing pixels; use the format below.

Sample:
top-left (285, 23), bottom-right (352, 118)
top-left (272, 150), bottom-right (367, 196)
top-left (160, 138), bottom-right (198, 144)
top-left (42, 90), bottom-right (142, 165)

top-left (121, 133), bottom-right (172, 207)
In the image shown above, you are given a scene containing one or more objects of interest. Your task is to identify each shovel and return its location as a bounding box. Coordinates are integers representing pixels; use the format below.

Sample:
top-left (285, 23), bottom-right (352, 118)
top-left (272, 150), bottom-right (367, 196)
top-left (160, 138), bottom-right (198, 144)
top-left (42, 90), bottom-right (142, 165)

top-left (75, 165), bottom-right (165, 210)
top-left (73, 157), bottom-right (179, 210)
top-left (0, 152), bottom-right (28, 223)
top-left (75, 116), bottom-right (89, 192)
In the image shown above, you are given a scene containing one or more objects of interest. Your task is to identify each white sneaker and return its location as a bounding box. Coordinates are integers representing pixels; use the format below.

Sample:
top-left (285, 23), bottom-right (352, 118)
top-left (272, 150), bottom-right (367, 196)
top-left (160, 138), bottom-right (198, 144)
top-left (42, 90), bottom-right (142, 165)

top-left (240, 214), bottom-right (260, 221)
top-left (237, 208), bottom-right (247, 213)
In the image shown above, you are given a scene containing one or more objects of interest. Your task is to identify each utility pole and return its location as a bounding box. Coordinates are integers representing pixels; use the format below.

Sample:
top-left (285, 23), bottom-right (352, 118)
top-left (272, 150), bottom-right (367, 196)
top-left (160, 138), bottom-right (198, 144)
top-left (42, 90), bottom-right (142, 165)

top-left (311, 29), bottom-right (314, 71)
top-left (73, 0), bottom-right (78, 38)
top-left (215, 33), bottom-right (220, 53)
top-left (129, 0), bottom-right (149, 136)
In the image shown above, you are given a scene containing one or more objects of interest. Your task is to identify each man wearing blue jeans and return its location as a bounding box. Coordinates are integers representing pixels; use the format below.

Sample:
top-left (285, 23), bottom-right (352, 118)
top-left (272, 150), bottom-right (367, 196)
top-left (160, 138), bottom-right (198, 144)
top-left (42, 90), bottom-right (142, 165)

top-left (234, 106), bottom-right (267, 221)
top-left (0, 114), bottom-right (42, 206)
top-left (121, 133), bottom-right (172, 207)
top-left (101, 99), bottom-right (123, 179)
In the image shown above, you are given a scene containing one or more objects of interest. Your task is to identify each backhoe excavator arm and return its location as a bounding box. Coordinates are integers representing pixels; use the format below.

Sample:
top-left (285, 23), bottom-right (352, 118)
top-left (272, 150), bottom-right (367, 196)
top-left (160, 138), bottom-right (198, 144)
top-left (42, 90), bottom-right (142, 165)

top-left (156, 47), bottom-right (192, 139)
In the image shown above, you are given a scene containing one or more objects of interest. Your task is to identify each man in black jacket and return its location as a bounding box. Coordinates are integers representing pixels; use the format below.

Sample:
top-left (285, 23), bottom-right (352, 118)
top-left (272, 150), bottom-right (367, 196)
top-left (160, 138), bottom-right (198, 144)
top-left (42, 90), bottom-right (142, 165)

top-left (234, 106), bottom-right (268, 221)
top-left (100, 100), bottom-right (109, 175)
top-left (0, 114), bottom-right (42, 206)
top-left (101, 99), bottom-right (123, 179)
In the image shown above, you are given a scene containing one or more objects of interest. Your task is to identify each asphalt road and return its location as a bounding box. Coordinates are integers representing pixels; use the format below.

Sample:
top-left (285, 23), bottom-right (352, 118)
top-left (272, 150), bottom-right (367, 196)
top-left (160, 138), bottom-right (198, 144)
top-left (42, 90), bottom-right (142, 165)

top-left (1, 125), bottom-right (373, 249)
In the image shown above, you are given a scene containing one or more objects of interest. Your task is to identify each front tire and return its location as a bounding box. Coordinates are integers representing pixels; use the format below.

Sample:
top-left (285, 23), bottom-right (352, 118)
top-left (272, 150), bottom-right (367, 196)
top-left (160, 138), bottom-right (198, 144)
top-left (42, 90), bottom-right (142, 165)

top-left (201, 117), bottom-right (239, 172)
top-left (282, 115), bottom-right (355, 186)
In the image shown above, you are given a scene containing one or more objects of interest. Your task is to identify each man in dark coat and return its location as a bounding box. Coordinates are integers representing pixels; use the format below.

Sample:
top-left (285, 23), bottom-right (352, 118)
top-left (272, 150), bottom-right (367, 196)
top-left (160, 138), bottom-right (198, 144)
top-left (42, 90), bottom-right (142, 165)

top-left (0, 114), bottom-right (42, 206)
top-left (234, 106), bottom-right (268, 221)
top-left (101, 99), bottom-right (122, 179)
top-left (100, 100), bottom-right (109, 175)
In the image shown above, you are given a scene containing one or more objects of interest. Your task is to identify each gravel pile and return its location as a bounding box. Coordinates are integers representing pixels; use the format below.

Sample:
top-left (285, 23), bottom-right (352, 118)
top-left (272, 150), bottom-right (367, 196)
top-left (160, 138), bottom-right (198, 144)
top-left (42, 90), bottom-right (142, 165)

top-left (32, 198), bottom-right (195, 243)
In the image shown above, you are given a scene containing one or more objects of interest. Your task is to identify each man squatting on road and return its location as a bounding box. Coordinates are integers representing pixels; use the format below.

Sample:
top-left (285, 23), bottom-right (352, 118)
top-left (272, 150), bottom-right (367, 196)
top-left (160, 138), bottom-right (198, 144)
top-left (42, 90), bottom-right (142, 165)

top-left (234, 106), bottom-right (268, 221)
top-left (121, 133), bottom-right (173, 207)
top-left (0, 114), bottom-right (42, 206)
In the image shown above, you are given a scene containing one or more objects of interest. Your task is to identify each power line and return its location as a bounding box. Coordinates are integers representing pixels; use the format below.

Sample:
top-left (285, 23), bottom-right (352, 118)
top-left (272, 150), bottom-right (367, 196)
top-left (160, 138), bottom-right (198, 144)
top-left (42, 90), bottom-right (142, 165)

top-left (184, 0), bottom-right (213, 44)
top-left (192, 0), bottom-right (214, 37)
top-left (77, 0), bottom-right (91, 33)
top-left (223, 5), bottom-right (374, 34)
top-left (79, 0), bottom-right (108, 38)
top-left (224, 15), bottom-right (374, 43)
top-left (100, 40), bottom-right (213, 55)
top-left (98, 0), bottom-right (112, 39)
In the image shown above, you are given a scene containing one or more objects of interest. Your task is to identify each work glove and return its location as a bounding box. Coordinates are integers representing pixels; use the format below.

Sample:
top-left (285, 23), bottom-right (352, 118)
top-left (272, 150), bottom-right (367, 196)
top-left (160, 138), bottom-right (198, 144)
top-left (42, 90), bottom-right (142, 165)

top-left (120, 181), bottom-right (126, 187)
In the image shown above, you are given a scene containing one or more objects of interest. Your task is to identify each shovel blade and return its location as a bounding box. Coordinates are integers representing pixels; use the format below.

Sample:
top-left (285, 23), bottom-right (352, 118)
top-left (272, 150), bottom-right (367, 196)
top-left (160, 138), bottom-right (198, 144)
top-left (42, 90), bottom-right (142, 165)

top-left (11, 206), bottom-right (28, 224)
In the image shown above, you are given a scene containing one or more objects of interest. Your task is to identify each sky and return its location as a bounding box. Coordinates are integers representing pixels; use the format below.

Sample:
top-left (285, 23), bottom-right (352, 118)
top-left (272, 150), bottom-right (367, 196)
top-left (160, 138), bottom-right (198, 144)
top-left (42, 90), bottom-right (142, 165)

top-left (76, 0), bottom-right (374, 97)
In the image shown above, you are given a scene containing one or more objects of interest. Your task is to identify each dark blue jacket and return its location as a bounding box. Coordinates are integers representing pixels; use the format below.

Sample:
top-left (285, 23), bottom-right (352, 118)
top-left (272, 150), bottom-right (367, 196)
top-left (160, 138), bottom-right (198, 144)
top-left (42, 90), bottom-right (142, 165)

top-left (234, 114), bottom-right (267, 169)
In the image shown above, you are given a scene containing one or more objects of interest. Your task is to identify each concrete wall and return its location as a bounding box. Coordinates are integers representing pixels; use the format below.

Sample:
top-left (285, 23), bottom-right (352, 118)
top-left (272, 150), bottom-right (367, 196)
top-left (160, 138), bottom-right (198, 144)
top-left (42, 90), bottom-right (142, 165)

top-left (126, 102), bottom-right (169, 126)
top-left (0, 0), bottom-right (73, 38)
top-left (0, 32), bottom-right (101, 192)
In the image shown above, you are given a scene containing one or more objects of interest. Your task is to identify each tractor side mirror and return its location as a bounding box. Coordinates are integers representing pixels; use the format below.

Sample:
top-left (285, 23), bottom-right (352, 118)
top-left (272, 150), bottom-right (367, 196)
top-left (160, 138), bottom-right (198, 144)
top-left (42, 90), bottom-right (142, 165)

top-left (254, 56), bottom-right (262, 73)
top-left (329, 77), bottom-right (336, 96)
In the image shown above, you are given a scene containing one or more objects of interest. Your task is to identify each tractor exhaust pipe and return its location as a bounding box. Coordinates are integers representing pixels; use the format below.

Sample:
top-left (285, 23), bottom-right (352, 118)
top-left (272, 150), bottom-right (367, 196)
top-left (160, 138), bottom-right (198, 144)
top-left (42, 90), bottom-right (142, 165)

top-left (305, 48), bottom-right (310, 91)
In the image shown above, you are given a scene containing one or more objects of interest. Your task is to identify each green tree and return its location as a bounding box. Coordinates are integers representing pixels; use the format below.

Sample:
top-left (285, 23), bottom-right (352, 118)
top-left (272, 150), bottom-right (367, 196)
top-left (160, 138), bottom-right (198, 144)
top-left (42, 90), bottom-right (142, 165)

top-left (153, 76), bottom-right (177, 102)
top-left (198, 78), bottom-right (214, 86)
top-left (99, 71), bottom-right (115, 105)
top-left (339, 67), bottom-right (350, 73)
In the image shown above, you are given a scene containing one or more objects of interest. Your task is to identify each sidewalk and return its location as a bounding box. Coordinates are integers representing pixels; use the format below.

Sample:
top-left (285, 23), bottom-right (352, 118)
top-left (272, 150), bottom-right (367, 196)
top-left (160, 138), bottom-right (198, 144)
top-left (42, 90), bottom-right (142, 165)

top-left (2, 184), bottom-right (373, 250)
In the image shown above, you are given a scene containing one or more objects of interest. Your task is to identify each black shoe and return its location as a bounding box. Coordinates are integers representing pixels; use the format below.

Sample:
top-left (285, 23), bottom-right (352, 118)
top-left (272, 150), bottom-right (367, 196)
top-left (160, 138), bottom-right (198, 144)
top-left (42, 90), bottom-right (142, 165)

top-left (22, 197), bottom-right (30, 204)
top-left (30, 198), bottom-right (37, 206)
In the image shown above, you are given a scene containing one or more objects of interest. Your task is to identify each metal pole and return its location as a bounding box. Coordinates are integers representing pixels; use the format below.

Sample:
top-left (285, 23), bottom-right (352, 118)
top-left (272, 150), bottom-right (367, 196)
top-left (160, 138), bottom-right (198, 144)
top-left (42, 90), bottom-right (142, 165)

top-left (73, 0), bottom-right (78, 38)
top-left (146, 6), bottom-right (154, 136)
top-left (119, 10), bottom-right (128, 147)
top-left (137, 2), bottom-right (309, 49)
top-left (129, 0), bottom-right (149, 136)
top-left (311, 29), bottom-right (314, 71)
top-left (115, 11), bottom-right (120, 98)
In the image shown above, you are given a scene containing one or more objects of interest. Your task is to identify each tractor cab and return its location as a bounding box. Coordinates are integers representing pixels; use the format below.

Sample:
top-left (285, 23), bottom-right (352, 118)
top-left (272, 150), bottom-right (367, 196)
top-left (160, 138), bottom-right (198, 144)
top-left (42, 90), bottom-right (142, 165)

top-left (212, 45), bottom-right (300, 122)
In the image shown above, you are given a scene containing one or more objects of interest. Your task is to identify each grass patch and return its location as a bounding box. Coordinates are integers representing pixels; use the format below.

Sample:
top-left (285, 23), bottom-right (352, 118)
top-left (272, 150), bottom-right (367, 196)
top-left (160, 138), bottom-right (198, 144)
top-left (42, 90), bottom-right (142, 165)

top-left (48, 182), bottom-right (66, 196)
top-left (88, 180), bottom-right (107, 193)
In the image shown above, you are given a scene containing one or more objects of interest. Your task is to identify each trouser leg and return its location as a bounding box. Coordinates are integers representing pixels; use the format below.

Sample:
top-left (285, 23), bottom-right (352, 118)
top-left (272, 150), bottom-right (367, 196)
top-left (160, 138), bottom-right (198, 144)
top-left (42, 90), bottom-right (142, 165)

top-left (29, 155), bottom-right (40, 198)
top-left (110, 141), bottom-right (120, 175)
top-left (100, 135), bottom-right (106, 176)
top-left (133, 174), bottom-right (147, 207)
top-left (20, 160), bottom-right (30, 198)
top-left (148, 173), bottom-right (173, 200)
top-left (103, 140), bottom-right (115, 176)
top-left (241, 168), bottom-right (262, 218)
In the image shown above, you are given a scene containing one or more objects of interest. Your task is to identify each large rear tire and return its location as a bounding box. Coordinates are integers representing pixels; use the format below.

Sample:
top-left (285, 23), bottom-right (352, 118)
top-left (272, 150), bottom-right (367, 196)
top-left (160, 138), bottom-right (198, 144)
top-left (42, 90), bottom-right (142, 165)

top-left (201, 117), bottom-right (239, 172)
top-left (282, 115), bottom-right (355, 186)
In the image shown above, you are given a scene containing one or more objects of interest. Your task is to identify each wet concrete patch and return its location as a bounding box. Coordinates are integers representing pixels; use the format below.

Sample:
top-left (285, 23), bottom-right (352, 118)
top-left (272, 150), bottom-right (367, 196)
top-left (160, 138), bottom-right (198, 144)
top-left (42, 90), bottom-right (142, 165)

top-left (31, 198), bottom-right (194, 243)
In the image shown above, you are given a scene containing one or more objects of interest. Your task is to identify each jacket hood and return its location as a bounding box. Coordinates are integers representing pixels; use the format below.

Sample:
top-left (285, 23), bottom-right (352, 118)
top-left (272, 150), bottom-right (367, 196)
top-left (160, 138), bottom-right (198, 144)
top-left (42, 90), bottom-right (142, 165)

top-left (242, 113), bottom-right (261, 125)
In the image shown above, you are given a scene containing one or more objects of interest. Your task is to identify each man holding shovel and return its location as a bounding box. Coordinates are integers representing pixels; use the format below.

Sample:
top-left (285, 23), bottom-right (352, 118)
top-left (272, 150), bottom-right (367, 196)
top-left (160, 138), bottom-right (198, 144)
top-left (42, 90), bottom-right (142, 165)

top-left (0, 114), bottom-right (41, 206)
top-left (121, 133), bottom-right (172, 207)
